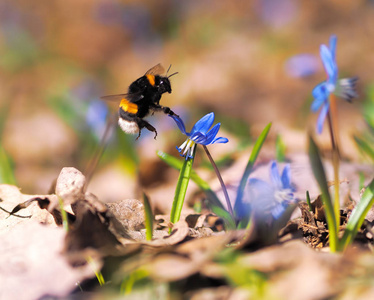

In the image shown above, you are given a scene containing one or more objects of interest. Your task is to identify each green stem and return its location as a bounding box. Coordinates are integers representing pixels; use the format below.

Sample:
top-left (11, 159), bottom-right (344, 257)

top-left (202, 145), bottom-right (233, 217)
top-left (170, 147), bottom-right (196, 228)
top-left (327, 94), bottom-right (341, 238)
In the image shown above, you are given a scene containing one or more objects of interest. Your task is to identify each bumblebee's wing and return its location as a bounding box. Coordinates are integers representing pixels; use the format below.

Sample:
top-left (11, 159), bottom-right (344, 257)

top-left (100, 93), bottom-right (129, 102)
top-left (145, 63), bottom-right (165, 75)
top-left (101, 91), bottom-right (144, 103)
top-left (84, 111), bottom-right (118, 189)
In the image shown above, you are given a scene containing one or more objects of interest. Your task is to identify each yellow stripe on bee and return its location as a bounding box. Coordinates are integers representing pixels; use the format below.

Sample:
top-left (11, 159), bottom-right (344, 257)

top-left (146, 74), bottom-right (156, 86)
top-left (120, 98), bottom-right (138, 114)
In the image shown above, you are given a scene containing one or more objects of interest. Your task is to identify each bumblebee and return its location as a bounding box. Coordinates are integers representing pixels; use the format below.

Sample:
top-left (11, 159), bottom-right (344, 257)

top-left (101, 64), bottom-right (178, 139)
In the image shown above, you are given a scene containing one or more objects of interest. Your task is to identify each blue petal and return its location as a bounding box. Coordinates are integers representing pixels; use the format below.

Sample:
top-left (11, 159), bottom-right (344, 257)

top-left (170, 115), bottom-right (188, 135)
top-left (271, 201), bottom-right (289, 219)
top-left (248, 178), bottom-right (276, 213)
top-left (191, 131), bottom-right (207, 144)
top-left (190, 112), bottom-right (215, 135)
top-left (320, 44), bottom-right (337, 83)
top-left (316, 102), bottom-right (330, 134)
top-left (211, 137), bottom-right (229, 144)
top-left (311, 82), bottom-right (329, 112)
top-left (270, 161), bottom-right (282, 189)
top-left (329, 35), bottom-right (337, 62)
top-left (236, 177), bottom-right (268, 218)
top-left (281, 164), bottom-right (291, 189)
top-left (204, 123), bottom-right (221, 145)
top-left (248, 178), bottom-right (273, 195)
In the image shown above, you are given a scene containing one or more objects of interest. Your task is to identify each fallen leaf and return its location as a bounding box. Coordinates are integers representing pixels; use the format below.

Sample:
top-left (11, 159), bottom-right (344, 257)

top-left (0, 221), bottom-right (95, 300)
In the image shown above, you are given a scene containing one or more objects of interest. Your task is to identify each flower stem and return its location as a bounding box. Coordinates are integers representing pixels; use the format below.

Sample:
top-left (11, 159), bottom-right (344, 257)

top-left (170, 147), bottom-right (196, 229)
top-left (327, 94), bottom-right (341, 234)
top-left (202, 145), bottom-right (233, 217)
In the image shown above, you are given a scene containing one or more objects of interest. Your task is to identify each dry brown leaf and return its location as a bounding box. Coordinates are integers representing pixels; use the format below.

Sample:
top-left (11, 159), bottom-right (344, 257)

top-left (312, 195), bottom-right (326, 221)
top-left (185, 214), bottom-right (207, 228)
top-left (177, 232), bottom-right (232, 258)
top-left (63, 200), bottom-right (127, 265)
top-left (239, 240), bottom-right (340, 300)
top-left (0, 221), bottom-right (95, 300)
top-left (149, 220), bottom-right (189, 247)
top-left (0, 185), bottom-right (56, 233)
top-left (146, 254), bottom-right (197, 281)
top-left (187, 286), bottom-right (251, 300)
top-left (146, 232), bottom-right (233, 282)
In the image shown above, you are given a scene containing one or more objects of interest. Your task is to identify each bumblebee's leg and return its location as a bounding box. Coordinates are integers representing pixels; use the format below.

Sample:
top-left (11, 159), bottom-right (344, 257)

top-left (136, 130), bottom-right (142, 140)
top-left (152, 104), bottom-right (179, 117)
top-left (137, 118), bottom-right (158, 140)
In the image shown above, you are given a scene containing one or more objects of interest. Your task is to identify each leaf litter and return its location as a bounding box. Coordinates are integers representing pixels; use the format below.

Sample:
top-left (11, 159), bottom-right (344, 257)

top-left (1, 161), bottom-right (374, 299)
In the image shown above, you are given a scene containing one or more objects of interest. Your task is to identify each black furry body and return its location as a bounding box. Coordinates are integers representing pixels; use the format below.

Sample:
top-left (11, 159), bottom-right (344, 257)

top-left (102, 64), bottom-right (178, 139)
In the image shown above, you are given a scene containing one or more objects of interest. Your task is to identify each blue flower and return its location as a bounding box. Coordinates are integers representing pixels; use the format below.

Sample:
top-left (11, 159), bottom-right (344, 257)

top-left (247, 161), bottom-right (297, 220)
top-left (311, 35), bottom-right (358, 134)
top-left (86, 99), bottom-right (108, 141)
top-left (285, 54), bottom-right (319, 78)
top-left (170, 112), bottom-right (228, 159)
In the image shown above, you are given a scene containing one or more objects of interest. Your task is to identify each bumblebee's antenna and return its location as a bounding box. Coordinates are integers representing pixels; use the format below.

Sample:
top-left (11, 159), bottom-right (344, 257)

top-left (166, 64), bottom-right (172, 75)
top-left (168, 72), bottom-right (178, 78)
top-left (166, 64), bottom-right (178, 78)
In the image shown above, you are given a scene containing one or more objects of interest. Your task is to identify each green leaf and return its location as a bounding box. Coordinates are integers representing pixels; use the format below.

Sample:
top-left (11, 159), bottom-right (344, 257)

top-left (340, 178), bottom-right (374, 251)
top-left (86, 256), bottom-right (105, 286)
top-left (142, 192), bottom-right (153, 241)
top-left (275, 134), bottom-right (286, 162)
top-left (306, 191), bottom-right (312, 211)
top-left (359, 172), bottom-right (365, 191)
top-left (354, 135), bottom-right (374, 161)
top-left (209, 203), bottom-right (236, 230)
top-left (308, 135), bottom-right (338, 252)
top-left (0, 147), bottom-right (16, 185)
top-left (236, 215), bottom-right (251, 230)
top-left (47, 93), bottom-right (85, 130)
top-left (58, 197), bottom-right (69, 233)
top-left (234, 123), bottom-right (272, 214)
top-left (0, 101), bottom-right (11, 140)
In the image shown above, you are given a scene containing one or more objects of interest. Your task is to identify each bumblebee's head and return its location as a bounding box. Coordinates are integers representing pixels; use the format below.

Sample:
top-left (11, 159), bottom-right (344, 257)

top-left (156, 76), bottom-right (171, 94)
top-left (157, 67), bottom-right (178, 94)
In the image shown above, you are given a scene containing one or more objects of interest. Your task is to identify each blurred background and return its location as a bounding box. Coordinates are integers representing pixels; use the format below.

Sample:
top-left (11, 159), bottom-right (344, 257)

top-left (0, 0), bottom-right (373, 209)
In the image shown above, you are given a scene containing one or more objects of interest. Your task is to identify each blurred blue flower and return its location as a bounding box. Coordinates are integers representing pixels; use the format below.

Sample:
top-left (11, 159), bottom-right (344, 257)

top-left (170, 112), bottom-right (228, 159)
top-left (248, 161), bottom-right (297, 220)
top-left (311, 35), bottom-right (358, 134)
top-left (257, 0), bottom-right (298, 28)
top-left (285, 54), bottom-right (319, 78)
top-left (86, 99), bottom-right (108, 141)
